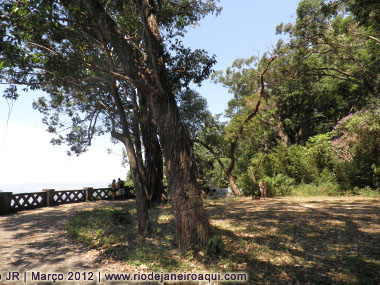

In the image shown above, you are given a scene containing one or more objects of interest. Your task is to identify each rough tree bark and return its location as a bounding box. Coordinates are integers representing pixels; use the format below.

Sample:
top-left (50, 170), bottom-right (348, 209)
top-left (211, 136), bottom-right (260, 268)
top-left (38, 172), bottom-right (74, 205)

top-left (101, 40), bottom-right (151, 235)
top-left (139, 95), bottom-right (164, 205)
top-left (77, 0), bottom-right (211, 250)
top-left (137, 0), bottom-right (211, 250)
top-left (110, 99), bottom-right (151, 236)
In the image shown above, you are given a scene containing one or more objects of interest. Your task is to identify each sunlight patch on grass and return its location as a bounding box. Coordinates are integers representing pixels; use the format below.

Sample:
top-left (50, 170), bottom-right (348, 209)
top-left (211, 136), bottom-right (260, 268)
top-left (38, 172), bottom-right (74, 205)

top-left (67, 197), bottom-right (380, 284)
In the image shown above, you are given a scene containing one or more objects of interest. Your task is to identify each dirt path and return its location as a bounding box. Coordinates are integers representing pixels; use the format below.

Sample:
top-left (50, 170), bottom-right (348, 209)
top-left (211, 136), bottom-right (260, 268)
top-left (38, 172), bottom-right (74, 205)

top-left (1, 196), bottom-right (379, 284)
top-left (0, 200), bottom-right (134, 282)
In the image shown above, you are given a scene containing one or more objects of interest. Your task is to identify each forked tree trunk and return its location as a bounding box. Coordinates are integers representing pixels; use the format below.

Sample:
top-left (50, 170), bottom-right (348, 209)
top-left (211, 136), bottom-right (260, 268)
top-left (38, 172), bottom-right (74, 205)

top-left (139, 95), bottom-right (164, 205)
top-left (143, 90), bottom-right (211, 250)
top-left (99, 35), bottom-right (151, 235)
top-left (78, 0), bottom-right (211, 250)
top-left (121, 137), bottom-right (150, 235)
top-left (109, 82), bottom-right (150, 236)
top-left (138, 0), bottom-right (211, 250)
top-left (197, 140), bottom-right (242, 196)
top-left (225, 170), bottom-right (240, 196)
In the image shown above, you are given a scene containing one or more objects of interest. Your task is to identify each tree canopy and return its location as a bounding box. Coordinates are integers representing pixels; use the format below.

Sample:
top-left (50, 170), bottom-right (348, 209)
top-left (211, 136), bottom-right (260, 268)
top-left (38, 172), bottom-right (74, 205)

top-left (1, 0), bottom-right (222, 251)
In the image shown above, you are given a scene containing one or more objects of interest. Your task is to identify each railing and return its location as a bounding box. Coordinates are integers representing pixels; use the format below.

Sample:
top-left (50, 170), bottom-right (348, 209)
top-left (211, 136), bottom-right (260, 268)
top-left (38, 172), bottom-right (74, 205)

top-left (11, 192), bottom-right (47, 211)
top-left (54, 190), bottom-right (86, 206)
top-left (0, 187), bottom-right (135, 215)
top-left (91, 188), bottom-right (113, 201)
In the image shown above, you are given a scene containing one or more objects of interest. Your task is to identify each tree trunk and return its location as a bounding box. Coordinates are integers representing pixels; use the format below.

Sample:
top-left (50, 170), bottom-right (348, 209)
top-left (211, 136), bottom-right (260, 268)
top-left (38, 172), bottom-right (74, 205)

top-left (277, 120), bottom-right (290, 146)
top-left (131, 165), bottom-right (151, 236)
top-left (145, 92), bottom-right (211, 250)
top-left (78, 0), bottom-right (211, 250)
top-left (109, 83), bottom-right (150, 236)
top-left (225, 170), bottom-right (240, 196)
top-left (144, 135), bottom-right (164, 204)
top-left (197, 140), bottom-right (242, 196)
top-left (139, 95), bottom-right (164, 205)
top-left (113, 132), bottom-right (151, 236)
top-left (137, 0), bottom-right (211, 250)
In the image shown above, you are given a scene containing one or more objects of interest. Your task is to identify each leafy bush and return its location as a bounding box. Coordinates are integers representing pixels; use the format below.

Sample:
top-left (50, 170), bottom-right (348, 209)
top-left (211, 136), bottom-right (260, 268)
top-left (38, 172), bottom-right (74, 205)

top-left (306, 133), bottom-right (335, 171)
top-left (206, 236), bottom-right (225, 257)
top-left (264, 174), bottom-right (295, 197)
top-left (263, 143), bottom-right (316, 184)
top-left (332, 108), bottom-right (380, 188)
top-left (345, 186), bottom-right (380, 197)
top-left (236, 172), bottom-right (257, 196)
top-left (313, 168), bottom-right (339, 186)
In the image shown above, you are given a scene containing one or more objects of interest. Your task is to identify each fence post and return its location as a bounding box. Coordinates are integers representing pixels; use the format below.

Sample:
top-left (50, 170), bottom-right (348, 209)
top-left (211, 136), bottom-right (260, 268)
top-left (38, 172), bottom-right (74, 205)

top-left (0, 192), bottom-right (13, 215)
top-left (83, 187), bottom-right (93, 202)
top-left (42, 189), bottom-right (55, 207)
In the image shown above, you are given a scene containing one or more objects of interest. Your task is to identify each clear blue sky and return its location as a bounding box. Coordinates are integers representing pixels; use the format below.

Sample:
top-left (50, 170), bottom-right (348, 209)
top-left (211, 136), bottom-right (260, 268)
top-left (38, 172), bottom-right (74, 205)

top-left (0, 0), bottom-right (300, 192)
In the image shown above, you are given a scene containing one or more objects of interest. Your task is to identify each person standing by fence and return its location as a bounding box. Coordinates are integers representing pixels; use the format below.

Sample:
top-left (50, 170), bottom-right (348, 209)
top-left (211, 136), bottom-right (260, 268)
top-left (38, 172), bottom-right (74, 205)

top-left (111, 179), bottom-right (117, 200)
top-left (118, 178), bottom-right (125, 199)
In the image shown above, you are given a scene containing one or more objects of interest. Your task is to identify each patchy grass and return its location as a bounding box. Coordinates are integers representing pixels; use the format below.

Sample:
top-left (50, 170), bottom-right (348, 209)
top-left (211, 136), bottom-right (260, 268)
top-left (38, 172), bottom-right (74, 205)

top-left (290, 184), bottom-right (380, 198)
top-left (290, 183), bottom-right (342, 197)
top-left (67, 196), bottom-right (380, 284)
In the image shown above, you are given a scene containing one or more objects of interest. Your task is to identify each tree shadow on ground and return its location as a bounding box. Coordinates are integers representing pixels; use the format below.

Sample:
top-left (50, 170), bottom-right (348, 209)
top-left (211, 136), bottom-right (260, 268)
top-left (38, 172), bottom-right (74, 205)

top-left (0, 200), bottom-right (135, 272)
top-left (204, 197), bottom-right (380, 284)
top-left (1, 196), bottom-right (380, 284)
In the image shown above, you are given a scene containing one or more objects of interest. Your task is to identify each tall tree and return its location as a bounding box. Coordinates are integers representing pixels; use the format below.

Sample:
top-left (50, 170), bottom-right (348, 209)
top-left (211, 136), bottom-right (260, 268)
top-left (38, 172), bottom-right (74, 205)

top-left (269, 0), bottom-right (380, 143)
top-left (198, 55), bottom-right (276, 195)
top-left (1, 0), bottom-right (220, 250)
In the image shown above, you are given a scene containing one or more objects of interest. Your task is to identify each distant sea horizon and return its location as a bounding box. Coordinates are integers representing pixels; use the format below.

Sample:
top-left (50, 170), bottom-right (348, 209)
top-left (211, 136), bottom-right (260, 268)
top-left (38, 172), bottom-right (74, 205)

top-left (0, 181), bottom-right (110, 194)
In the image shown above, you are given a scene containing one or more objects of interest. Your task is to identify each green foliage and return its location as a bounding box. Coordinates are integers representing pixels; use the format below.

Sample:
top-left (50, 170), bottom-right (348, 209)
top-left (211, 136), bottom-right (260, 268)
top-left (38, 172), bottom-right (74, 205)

top-left (347, 186), bottom-right (380, 197)
top-left (124, 170), bottom-right (134, 188)
top-left (236, 173), bottom-right (257, 196)
top-left (193, 138), bottom-right (216, 186)
top-left (242, 134), bottom-right (340, 196)
top-left (263, 143), bottom-right (314, 184)
top-left (263, 174), bottom-right (295, 197)
top-left (206, 236), bottom-right (225, 257)
top-left (211, 159), bottom-right (230, 188)
top-left (306, 133), bottom-right (335, 171)
top-left (313, 168), bottom-right (339, 186)
top-left (290, 182), bottom-right (341, 197)
top-left (332, 108), bottom-right (380, 188)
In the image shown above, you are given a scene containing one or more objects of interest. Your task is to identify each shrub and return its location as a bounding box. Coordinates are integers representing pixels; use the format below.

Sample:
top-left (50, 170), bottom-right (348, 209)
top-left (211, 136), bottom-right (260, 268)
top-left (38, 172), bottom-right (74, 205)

top-left (290, 182), bottom-right (341, 197)
top-left (264, 142), bottom-right (316, 184)
top-left (332, 108), bottom-right (380, 188)
top-left (264, 174), bottom-right (295, 197)
top-left (236, 172), bottom-right (258, 196)
top-left (206, 236), bottom-right (225, 257)
top-left (345, 186), bottom-right (380, 197)
top-left (313, 168), bottom-right (339, 186)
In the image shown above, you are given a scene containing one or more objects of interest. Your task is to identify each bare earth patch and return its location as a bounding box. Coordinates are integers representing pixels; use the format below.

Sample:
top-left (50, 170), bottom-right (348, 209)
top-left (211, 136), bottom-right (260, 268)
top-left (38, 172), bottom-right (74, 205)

top-left (0, 200), bottom-right (135, 280)
top-left (206, 196), bottom-right (380, 284)
top-left (0, 196), bottom-right (379, 284)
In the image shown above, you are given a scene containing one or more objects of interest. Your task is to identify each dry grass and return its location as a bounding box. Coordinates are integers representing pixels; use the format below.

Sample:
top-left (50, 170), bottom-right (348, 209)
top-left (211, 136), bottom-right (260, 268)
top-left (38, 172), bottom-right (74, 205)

top-left (206, 197), bottom-right (380, 284)
top-left (68, 196), bottom-right (380, 284)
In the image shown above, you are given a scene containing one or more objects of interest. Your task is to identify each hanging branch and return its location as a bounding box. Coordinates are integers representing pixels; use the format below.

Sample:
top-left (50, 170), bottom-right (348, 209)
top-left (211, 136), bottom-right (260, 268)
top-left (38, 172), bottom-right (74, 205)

top-left (227, 55), bottom-right (277, 176)
top-left (197, 55), bottom-right (277, 196)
